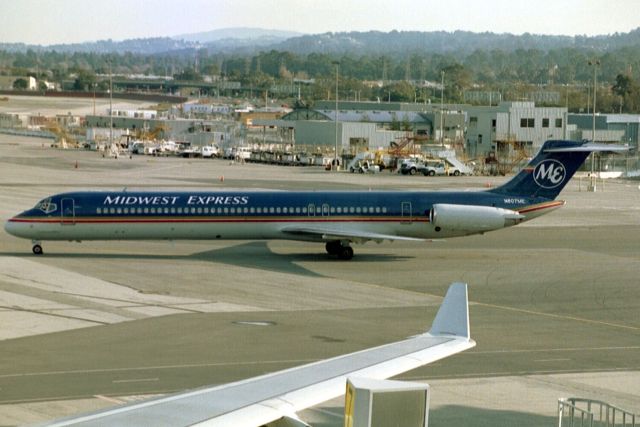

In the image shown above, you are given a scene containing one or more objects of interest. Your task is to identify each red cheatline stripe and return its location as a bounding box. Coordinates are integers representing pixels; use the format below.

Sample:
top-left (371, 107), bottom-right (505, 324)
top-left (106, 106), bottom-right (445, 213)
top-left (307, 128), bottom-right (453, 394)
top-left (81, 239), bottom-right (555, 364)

top-left (518, 201), bottom-right (565, 214)
top-left (9, 217), bottom-right (430, 224)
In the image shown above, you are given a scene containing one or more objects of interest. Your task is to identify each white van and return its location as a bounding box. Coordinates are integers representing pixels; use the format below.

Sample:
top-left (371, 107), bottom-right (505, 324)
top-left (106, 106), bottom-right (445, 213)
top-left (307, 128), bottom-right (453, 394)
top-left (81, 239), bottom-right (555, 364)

top-left (201, 145), bottom-right (219, 158)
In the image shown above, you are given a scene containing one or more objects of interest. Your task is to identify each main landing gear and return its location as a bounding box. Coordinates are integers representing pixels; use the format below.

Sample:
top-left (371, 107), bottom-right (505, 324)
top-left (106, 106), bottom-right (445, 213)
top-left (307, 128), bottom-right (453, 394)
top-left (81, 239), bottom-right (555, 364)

top-left (325, 241), bottom-right (354, 260)
top-left (32, 240), bottom-right (43, 255)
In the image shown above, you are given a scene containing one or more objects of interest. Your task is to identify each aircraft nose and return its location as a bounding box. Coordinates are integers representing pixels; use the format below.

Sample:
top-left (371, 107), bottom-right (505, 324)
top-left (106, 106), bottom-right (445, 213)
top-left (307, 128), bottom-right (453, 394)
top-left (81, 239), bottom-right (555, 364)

top-left (4, 218), bottom-right (17, 236)
top-left (4, 217), bottom-right (25, 238)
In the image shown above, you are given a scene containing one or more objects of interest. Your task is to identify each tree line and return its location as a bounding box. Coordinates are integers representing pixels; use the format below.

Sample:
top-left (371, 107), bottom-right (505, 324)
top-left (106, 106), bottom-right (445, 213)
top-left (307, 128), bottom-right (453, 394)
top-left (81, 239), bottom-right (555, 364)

top-left (3, 46), bottom-right (640, 113)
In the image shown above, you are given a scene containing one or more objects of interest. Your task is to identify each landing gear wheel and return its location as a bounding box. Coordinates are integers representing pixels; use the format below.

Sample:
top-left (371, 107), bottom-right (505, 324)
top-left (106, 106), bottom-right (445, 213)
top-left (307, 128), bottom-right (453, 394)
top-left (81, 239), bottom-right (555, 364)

top-left (337, 246), bottom-right (354, 260)
top-left (32, 244), bottom-right (43, 255)
top-left (325, 241), bottom-right (341, 255)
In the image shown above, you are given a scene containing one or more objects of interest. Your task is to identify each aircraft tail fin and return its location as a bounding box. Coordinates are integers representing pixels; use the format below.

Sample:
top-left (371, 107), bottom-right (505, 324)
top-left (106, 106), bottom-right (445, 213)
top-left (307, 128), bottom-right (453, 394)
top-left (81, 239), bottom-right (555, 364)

top-left (429, 282), bottom-right (470, 339)
top-left (488, 140), bottom-right (627, 199)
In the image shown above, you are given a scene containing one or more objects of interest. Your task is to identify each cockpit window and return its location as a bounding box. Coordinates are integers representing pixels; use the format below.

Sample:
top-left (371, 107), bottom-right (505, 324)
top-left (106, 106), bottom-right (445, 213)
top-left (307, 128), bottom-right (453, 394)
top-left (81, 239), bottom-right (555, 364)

top-left (35, 198), bottom-right (57, 214)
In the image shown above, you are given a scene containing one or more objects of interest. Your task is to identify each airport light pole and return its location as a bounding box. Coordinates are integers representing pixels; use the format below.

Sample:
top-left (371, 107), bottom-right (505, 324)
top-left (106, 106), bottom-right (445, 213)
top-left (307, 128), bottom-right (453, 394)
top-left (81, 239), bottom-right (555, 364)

top-left (332, 60), bottom-right (340, 171)
top-left (109, 61), bottom-right (113, 155)
top-left (588, 59), bottom-right (600, 191)
top-left (440, 70), bottom-right (445, 146)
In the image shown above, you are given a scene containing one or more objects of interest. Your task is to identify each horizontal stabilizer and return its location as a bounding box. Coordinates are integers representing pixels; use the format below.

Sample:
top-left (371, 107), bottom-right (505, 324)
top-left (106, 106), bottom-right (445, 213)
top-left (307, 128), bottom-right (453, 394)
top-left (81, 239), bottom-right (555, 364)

top-left (544, 143), bottom-right (629, 153)
top-left (429, 282), bottom-right (470, 339)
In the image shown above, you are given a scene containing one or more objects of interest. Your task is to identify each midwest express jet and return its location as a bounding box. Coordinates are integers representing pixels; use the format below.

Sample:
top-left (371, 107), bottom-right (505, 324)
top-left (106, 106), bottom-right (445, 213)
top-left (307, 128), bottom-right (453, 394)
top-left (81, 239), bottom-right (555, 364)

top-left (5, 140), bottom-right (622, 260)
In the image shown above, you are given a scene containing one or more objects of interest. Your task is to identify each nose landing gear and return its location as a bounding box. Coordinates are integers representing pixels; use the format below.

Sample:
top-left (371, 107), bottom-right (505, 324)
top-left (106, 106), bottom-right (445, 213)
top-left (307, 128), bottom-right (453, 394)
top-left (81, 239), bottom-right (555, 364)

top-left (32, 240), bottom-right (43, 255)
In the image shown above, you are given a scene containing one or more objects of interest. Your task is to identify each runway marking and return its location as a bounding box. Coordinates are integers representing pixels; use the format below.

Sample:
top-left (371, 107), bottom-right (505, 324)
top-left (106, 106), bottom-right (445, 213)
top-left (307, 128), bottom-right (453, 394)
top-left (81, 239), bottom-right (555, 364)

top-left (470, 345), bottom-right (640, 355)
top-left (112, 378), bottom-right (159, 384)
top-left (474, 301), bottom-right (640, 331)
top-left (94, 394), bottom-right (125, 404)
top-left (1, 347), bottom-right (638, 380)
top-left (0, 304), bottom-right (109, 325)
top-left (0, 359), bottom-right (318, 379)
top-left (402, 365), bottom-right (640, 381)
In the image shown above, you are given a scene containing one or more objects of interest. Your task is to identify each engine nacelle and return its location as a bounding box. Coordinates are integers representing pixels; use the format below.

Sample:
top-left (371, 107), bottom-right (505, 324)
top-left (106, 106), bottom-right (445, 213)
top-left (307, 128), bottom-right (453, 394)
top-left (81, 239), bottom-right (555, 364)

top-left (429, 203), bottom-right (524, 234)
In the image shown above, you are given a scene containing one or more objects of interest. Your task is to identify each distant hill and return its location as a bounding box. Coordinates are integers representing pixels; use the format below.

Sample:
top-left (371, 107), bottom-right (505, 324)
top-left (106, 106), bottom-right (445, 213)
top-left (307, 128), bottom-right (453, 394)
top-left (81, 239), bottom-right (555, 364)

top-left (0, 37), bottom-right (198, 54)
top-left (271, 29), bottom-right (640, 56)
top-left (173, 27), bottom-right (303, 43)
top-left (2, 27), bottom-right (640, 56)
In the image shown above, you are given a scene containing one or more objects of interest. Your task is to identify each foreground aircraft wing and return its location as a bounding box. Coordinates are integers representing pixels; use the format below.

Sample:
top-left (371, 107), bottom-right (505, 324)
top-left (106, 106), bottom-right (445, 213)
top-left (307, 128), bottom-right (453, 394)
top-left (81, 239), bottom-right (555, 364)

top-left (280, 225), bottom-right (425, 244)
top-left (42, 283), bottom-right (475, 427)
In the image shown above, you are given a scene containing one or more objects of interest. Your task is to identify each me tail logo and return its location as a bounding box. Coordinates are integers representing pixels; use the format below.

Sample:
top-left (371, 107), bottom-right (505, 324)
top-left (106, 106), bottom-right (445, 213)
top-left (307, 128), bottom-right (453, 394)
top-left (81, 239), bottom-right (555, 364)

top-left (533, 159), bottom-right (566, 189)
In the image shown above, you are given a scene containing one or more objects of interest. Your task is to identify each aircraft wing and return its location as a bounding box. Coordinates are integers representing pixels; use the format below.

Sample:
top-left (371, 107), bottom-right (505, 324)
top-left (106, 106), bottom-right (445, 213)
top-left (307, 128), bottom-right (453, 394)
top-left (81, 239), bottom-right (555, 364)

top-left (280, 225), bottom-right (425, 244)
top-left (42, 283), bottom-right (474, 427)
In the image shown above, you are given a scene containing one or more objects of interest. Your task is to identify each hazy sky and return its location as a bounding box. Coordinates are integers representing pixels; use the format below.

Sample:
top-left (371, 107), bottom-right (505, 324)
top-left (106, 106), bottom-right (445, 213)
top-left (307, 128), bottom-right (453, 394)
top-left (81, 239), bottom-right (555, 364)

top-left (1, 0), bottom-right (639, 45)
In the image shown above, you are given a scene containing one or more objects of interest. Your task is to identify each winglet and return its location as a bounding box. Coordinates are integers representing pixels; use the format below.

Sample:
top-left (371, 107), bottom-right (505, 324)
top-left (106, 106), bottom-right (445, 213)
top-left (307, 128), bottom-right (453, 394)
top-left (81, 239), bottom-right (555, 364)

top-left (428, 283), bottom-right (470, 339)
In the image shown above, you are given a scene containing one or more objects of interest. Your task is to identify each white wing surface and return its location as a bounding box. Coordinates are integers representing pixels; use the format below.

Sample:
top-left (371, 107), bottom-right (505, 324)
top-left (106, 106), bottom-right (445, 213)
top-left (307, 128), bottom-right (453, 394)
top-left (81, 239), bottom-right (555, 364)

top-left (42, 283), bottom-right (475, 427)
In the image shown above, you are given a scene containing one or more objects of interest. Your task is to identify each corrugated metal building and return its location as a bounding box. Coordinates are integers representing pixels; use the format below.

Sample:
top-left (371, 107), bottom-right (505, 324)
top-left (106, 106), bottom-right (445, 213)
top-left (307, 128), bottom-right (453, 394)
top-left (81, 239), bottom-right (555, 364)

top-left (466, 102), bottom-right (568, 158)
top-left (568, 113), bottom-right (640, 149)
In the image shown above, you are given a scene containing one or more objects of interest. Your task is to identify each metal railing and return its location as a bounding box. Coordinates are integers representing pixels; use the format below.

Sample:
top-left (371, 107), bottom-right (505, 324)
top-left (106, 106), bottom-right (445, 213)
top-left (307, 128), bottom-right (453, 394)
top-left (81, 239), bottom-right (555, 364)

top-left (558, 397), bottom-right (637, 427)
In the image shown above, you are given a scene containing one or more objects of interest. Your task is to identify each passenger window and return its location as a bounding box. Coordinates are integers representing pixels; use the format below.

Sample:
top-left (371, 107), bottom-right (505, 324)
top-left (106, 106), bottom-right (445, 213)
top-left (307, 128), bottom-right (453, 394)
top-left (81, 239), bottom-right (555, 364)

top-left (150, 208), bottom-right (156, 214)
top-left (269, 207), bottom-right (275, 214)
top-left (382, 207), bottom-right (387, 213)
top-left (349, 207), bottom-right (355, 213)
top-left (356, 207), bottom-right (362, 213)
top-left (117, 208), bottom-right (122, 214)
top-left (144, 208), bottom-right (149, 214)
top-left (164, 208), bottom-right (169, 214)
top-left (224, 207), bottom-right (229, 214)
top-left (302, 207), bottom-right (307, 213)
top-left (96, 208), bottom-right (102, 214)
top-left (250, 207), bottom-right (255, 214)
top-left (375, 207), bottom-right (380, 213)
top-left (197, 207), bottom-right (203, 214)
top-left (276, 207), bottom-right (281, 213)
top-left (295, 207), bottom-right (301, 214)
top-left (137, 208), bottom-right (142, 214)
top-left (230, 208), bottom-right (235, 214)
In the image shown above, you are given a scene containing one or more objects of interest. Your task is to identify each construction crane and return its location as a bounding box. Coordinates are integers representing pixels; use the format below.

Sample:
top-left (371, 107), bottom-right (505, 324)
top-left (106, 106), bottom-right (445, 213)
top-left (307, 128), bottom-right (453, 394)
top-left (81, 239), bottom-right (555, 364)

top-left (44, 122), bottom-right (80, 149)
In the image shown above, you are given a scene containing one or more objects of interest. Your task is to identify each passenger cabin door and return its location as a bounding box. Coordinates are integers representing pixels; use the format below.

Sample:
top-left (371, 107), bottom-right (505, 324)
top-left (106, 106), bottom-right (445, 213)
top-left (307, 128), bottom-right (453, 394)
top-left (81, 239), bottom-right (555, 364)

top-left (61, 198), bottom-right (76, 225)
top-left (401, 201), bottom-right (412, 224)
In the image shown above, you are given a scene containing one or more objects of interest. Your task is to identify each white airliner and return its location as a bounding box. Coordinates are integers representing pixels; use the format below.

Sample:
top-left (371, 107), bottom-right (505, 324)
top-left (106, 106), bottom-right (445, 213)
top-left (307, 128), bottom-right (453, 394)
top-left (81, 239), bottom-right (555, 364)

top-left (39, 283), bottom-right (474, 427)
top-left (4, 140), bottom-right (625, 259)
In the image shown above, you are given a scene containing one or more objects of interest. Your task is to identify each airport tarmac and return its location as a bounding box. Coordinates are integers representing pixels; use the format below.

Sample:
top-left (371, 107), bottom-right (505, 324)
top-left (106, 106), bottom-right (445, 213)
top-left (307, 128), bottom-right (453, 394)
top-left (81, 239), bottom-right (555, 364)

top-left (0, 134), bottom-right (639, 426)
top-left (0, 95), bottom-right (152, 117)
